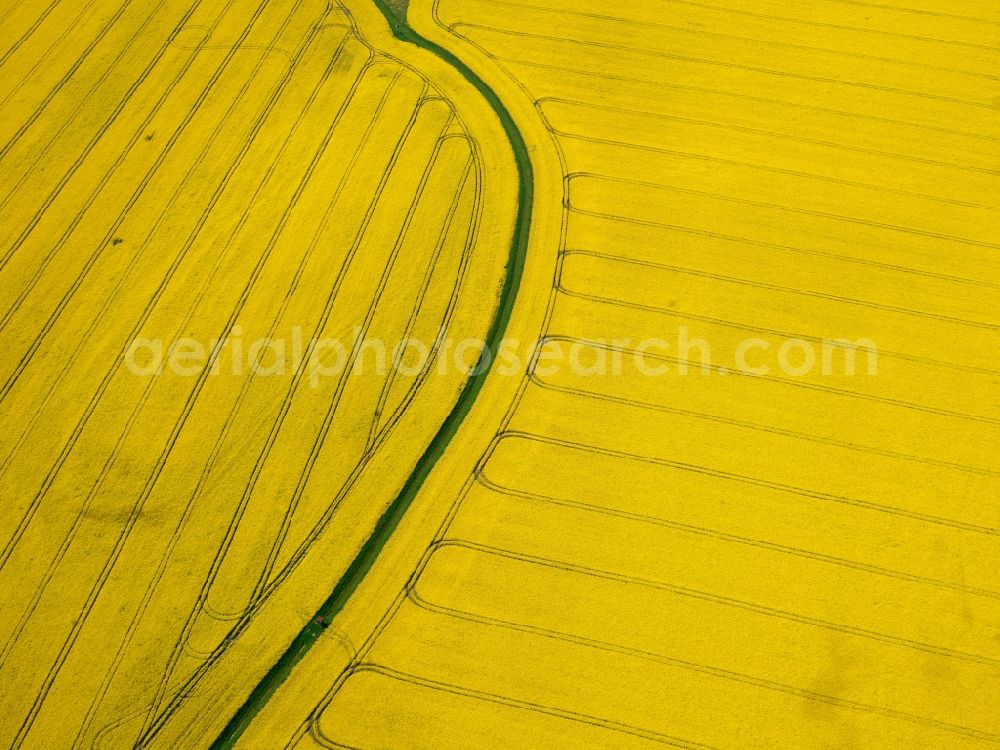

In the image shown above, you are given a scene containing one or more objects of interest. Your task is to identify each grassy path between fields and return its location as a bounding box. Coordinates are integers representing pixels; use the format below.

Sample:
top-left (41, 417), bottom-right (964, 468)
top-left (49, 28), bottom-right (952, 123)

top-left (210, 1), bottom-right (534, 746)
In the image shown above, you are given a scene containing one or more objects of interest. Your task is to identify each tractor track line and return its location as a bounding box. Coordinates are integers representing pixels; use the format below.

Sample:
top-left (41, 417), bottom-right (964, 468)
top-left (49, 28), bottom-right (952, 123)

top-left (209, 0), bottom-right (534, 746)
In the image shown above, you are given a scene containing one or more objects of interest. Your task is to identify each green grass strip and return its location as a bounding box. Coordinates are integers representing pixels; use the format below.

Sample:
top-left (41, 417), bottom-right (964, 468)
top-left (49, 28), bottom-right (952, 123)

top-left (210, 1), bottom-right (533, 746)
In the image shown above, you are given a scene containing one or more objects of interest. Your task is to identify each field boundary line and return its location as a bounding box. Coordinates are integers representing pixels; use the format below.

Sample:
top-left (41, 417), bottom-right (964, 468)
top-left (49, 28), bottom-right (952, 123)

top-left (208, 0), bottom-right (534, 745)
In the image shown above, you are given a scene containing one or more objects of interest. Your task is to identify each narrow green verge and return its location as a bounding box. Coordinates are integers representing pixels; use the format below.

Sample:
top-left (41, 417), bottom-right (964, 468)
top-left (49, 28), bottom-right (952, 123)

top-left (210, 2), bottom-right (533, 746)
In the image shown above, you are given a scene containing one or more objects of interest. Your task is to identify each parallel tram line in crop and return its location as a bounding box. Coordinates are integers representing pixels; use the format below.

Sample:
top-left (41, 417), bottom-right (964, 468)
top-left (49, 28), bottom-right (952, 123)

top-left (803, 0), bottom-right (1000, 25)
top-left (547, 127), bottom-right (996, 211)
top-left (527, 334), bottom-right (1000, 430)
top-left (301, 665), bottom-right (705, 749)
top-left (0, 0), bottom-right (215, 247)
top-left (118, 52), bottom-right (405, 738)
top-left (471, 471), bottom-right (1000, 602)
top-left (160, 133), bottom-right (483, 750)
top-left (675, 1), bottom-right (1000, 51)
top-left (318, 502), bottom-right (999, 745)
top-left (301, 513), bottom-right (999, 746)
top-left (291, 0), bottom-right (572, 739)
top-left (1, 5), bottom-right (342, 745)
top-left (5, 0), bottom-right (994, 743)
top-left (554, 281), bottom-right (1000, 379)
top-left (448, 23), bottom-right (1000, 112)
top-left (402, 578), bottom-right (1000, 744)
top-left (409, 538), bottom-right (1000, 670)
top-left (476, 428), bottom-right (1000, 538)
top-left (525, 361), bottom-right (1000, 478)
top-left (505, 60), bottom-right (1000, 170)
top-left (290, 0), bottom-right (1000, 745)
top-left (512, 72), bottom-right (1000, 168)
top-left (245, 128), bottom-right (471, 605)
top-left (0, 29), bottom-right (357, 488)
top-left (185, 82), bottom-right (449, 628)
top-left (0, 5), bottom-right (495, 746)
top-left (129, 11), bottom-right (491, 747)
top-left (0, 0), bottom-right (310, 559)
top-left (202, 0), bottom-right (519, 742)
top-left (186, 64), bottom-right (417, 628)
top-left (104, 55), bottom-right (418, 748)
top-left (484, 0), bottom-right (1000, 54)
top-left (452, 0), bottom-right (1000, 83)
top-left (464, 44), bottom-right (1000, 148)
top-left (561, 200), bottom-right (1000, 295)
top-left (527, 59), bottom-right (1000, 149)
top-left (0, 0), bottom-right (109, 108)
top-left (236, 134), bottom-right (482, 598)
top-left (180, 126), bottom-right (477, 632)
top-left (365, 131), bottom-right (479, 450)
top-left (564, 172), bottom-right (1000, 251)
top-left (0, 0), bottom-right (72, 67)
top-left (230, 90), bottom-right (448, 614)
top-left (25, 31), bottom-right (372, 748)
top-left (311, 665), bottom-right (715, 750)
top-left (0, 0), bottom-right (292, 574)
top-left (0, 0), bottom-right (260, 370)
top-left (0, 40), bottom-right (352, 547)
top-left (558, 249), bottom-right (999, 331)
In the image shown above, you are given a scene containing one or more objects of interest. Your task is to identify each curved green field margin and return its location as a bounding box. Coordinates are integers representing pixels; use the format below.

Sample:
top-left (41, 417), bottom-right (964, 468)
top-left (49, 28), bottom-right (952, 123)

top-left (211, 2), bottom-right (534, 747)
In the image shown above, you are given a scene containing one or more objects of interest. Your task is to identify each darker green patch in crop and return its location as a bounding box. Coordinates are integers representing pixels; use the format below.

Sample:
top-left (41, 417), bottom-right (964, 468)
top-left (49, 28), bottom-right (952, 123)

top-left (382, 0), bottom-right (408, 21)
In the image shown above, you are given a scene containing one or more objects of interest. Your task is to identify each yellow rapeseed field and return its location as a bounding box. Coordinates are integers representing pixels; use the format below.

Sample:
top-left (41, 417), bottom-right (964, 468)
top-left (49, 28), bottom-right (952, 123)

top-left (2, 0), bottom-right (998, 747)
top-left (0, 0), bottom-right (515, 745)
top-left (232, 0), bottom-right (1000, 748)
